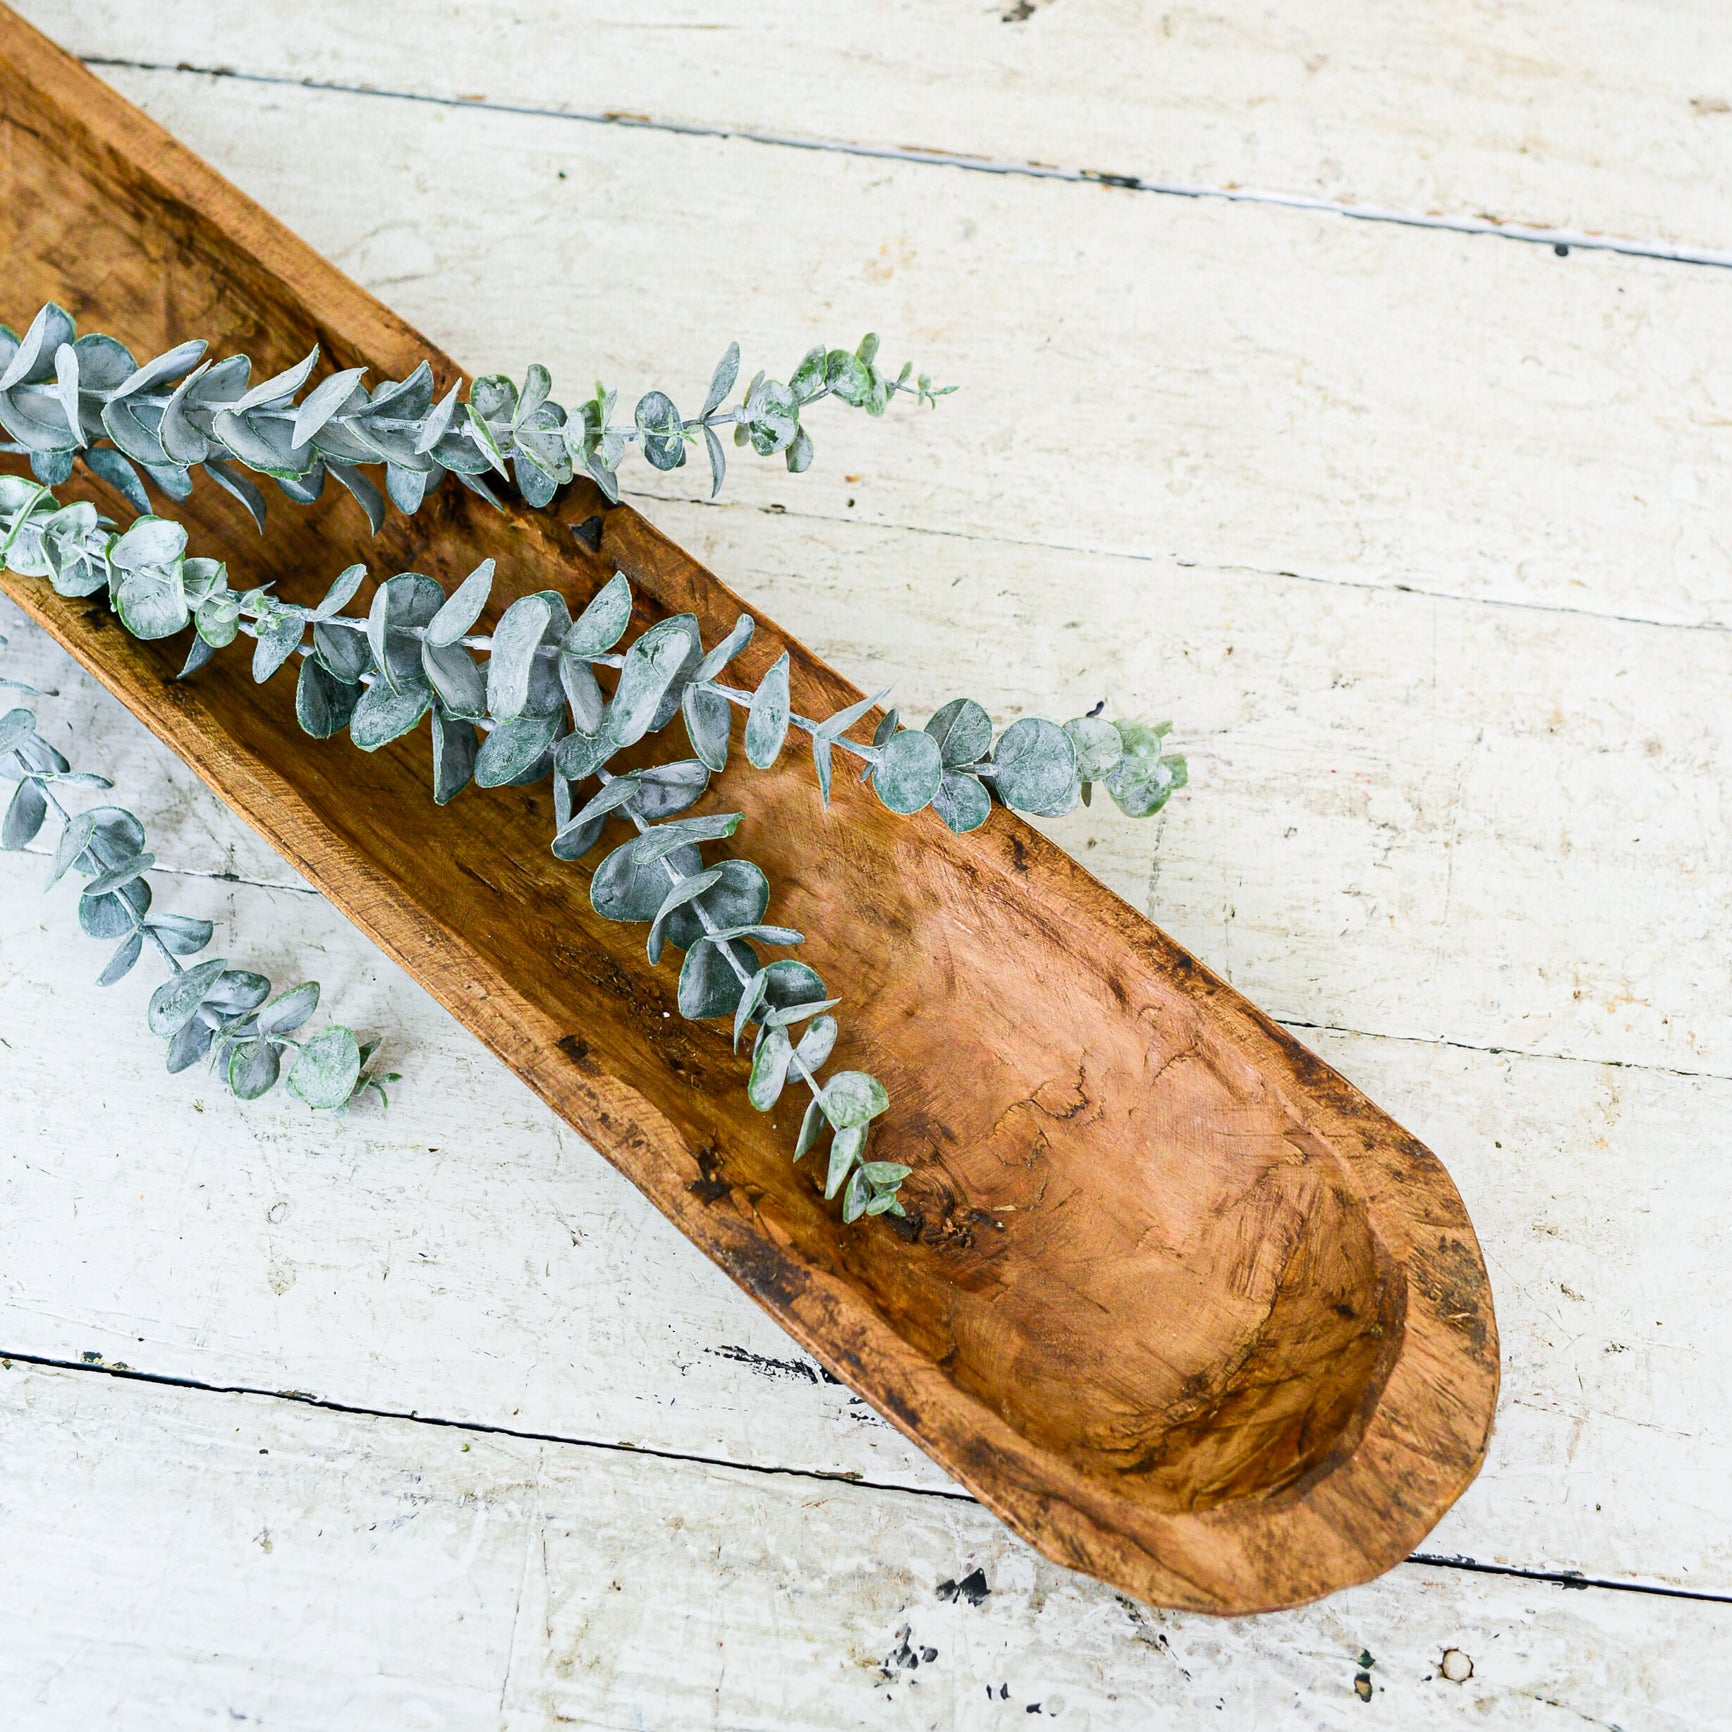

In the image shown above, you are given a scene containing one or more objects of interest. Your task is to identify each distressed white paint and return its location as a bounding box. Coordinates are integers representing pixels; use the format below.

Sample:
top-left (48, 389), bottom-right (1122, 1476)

top-left (18, 0), bottom-right (1732, 253)
top-left (12, 60), bottom-right (1732, 634)
top-left (1, 4), bottom-right (1729, 1723)
top-left (2, 1359), bottom-right (1728, 1731)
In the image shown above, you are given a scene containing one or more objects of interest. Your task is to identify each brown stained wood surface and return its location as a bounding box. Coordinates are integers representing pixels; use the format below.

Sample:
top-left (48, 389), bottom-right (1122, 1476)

top-left (0, 6), bottom-right (1497, 1615)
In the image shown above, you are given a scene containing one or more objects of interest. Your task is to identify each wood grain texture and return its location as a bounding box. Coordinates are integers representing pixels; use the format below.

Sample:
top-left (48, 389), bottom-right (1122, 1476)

top-left (17, 0), bottom-right (1732, 252)
top-left (5, 1358), bottom-right (1728, 1732)
top-left (0, 8), bottom-right (1496, 1613)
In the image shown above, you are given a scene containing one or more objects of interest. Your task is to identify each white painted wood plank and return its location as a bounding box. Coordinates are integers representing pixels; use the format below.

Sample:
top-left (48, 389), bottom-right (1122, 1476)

top-left (18, 0), bottom-right (1732, 253)
top-left (16, 61), bottom-right (1732, 633)
top-left (5, 690), bottom-right (1730, 1594)
top-left (2, 1359), bottom-right (1726, 1731)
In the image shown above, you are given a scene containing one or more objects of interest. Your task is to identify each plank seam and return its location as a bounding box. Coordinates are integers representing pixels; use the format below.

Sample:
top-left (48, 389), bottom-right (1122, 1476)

top-left (79, 56), bottom-right (1732, 273)
top-left (623, 490), bottom-right (1732, 638)
top-left (7, 1348), bottom-right (1728, 1607)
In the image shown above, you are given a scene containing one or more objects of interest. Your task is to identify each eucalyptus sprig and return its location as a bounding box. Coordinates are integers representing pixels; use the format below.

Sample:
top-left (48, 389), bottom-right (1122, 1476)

top-left (0, 634), bottom-right (390, 1110)
top-left (0, 302), bottom-right (952, 531)
top-left (1, 474), bottom-right (1187, 1221)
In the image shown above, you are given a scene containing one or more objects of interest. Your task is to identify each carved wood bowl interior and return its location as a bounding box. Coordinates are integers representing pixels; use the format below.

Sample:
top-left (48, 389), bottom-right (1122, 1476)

top-left (1, 7), bottom-right (1498, 1615)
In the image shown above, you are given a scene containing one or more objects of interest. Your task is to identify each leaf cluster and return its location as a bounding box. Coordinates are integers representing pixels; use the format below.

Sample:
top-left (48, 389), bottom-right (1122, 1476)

top-left (0, 636), bottom-right (389, 1110)
top-left (0, 305), bottom-right (953, 533)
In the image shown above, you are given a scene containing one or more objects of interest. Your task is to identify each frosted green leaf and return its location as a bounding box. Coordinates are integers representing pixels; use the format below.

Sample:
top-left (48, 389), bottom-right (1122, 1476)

top-left (793, 1014), bottom-right (837, 1071)
top-left (635, 389), bottom-right (685, 470)
top-left (749, 960), bottom-right (826, 1032)
top-left (367, 572), bottom-right (444, 687)
top-left (252, 613), bottom-right (304, 684)
top-left (0, 708), bottom-right (35, 756)
top-left (821, 1070), bottom-right (889, 1130)
top-left (559, 650), bottom-right (606, 734)
top-left (664, 856), bottom-right (768, 953)
top-left (631, 759), bottom-right (711, 820)
top-left (147, 956), bottom-right (228, 1037)
top-left (745, 652), bottom-right (791, 770)
top-left (423, 560), bottom-right (494, 649)
top-left (873, 728), bottom-right (944, 815)
top-left (702, 424), bottom-right (726, 497)
top-left (290, 366), bottom-right (367, 446)
top-left (97, 930), bottom-right (143, 987)
top-left (553, 726), bottom-right (613, 784)
top-left (932, 770), bottom-right (991, 834)
top-left (632, 811), bottom-right (740, 864)
top-left (46, 808), bottom-right (97, 886)
top-left (683, 682), bottom-right (731, 772)
top-left (145, 912), bottom-right (214, 956)
top-left (431, 711), bottom-right (478, 805)
top-left (591, 836), bottom-right (703, 923)
top-left (421, 640), bottom-right (487, 716)
top-left (1065, 715), bottom-right (1123, 782)
top-left (701, 342), bottom-right (740, 418)
top-left (568, 771), bottom-right (645, 830)
top-left (296, 656), bottom-right (361, 739)
top-left (647, 865), bottom-right (723, 966)
top-left (115, 566), bottom-right (190, 640)
top-left (315, 561), bottom-right (368, 623)
top-left (474, 710), bottom-right (559, 787)
top-left (288, 1025), bottom-right (363, 1110)
top-left (747, 1025), bottom-right (794, 1110)
top-left (825, 1124), bottom-right (867, 1199)
top-left (861, 1161), bottom-right (912, 1187)
top-left (313, 619), bottom-right (370, 684)
top-left (926, 697), bottom-right (992, 768)
top-left (109, 515), bottom-right (187, 569)
top-left (705, 923), bottom-right (803, 946)
top-left (1107, 720), bottom-right (1186, 818)
top-left (794, 1094), bottom-right (825, 1161)
top-left (485, 592), bottom-right (554, 720)
top-left (257, 981), bottom-right (320, 1038)
top-left (841, 1166), bottom-right (870, 1223)
top-left (609, 614), bottom-right (698, 748)
top-left (564, 572), bottom-right (633, 658)
top-left (677, 936), bottom-right (759, 1019)
top-left (818, 686), bottom-right (890, 744)
top-left (165, 1014), bottom-right (216, 1074)
top-left (992, 717), bottom-right (1079, 817)
top-left (760, 996), bottom-right (840, 1029)
top-left (84, 850), bottom-right (153, 897)
top-left (695, 614), bottom-right (754, 684)
top-left (733, 967), bottom-right (769, 1052)
top-left (228, 1038), bottom-right (282, 1101)
top-left (203, 970), bottom-right (271, 1014)
top-left (349, 678), bottom-right (431, 750)
top-left (812, 735), bottom-right (834, 806)
top-left (233, 346), bottom-right (319, 411)
top-left (789, 345), bottom-right (826, 401)
top-left (80, 883), bottom-right (148, 940)
top-left (2, 776), bottom-right (47, 849)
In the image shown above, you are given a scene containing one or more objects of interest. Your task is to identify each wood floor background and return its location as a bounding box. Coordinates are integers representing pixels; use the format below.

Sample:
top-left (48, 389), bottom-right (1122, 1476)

top-left (1, 3), bottom-right (1729, 1725)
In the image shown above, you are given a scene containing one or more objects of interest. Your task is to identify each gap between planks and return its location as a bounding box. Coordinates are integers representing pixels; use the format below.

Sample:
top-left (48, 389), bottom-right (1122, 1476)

top-left (9, 1345), bottom-right (1731, 1611)
top-left (76, 56), bottom-right (1732, 274)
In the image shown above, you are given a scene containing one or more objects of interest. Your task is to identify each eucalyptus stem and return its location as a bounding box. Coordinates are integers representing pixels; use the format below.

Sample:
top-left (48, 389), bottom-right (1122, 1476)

top-left (0, 633), bottom-right (390, 1109)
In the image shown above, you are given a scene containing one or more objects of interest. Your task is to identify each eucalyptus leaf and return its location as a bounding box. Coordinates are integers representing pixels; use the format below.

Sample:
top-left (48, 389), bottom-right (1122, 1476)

top-left (349, 677), bottom-right (432, 750)
top-left (97, 929), bottom-right (143, 986)
top-left (475, 710), bottom-right (560, 787)
top-left (931, 769), bottom-right (992, 834)
top-left (228, 1037), bottom-right (283, 1100)
top-left (287, 1024), bottom-right (363, 1109)
top-left (872, 728), bottom-right (944, 815)
top-left (992, 716), bottom-right (1080, 817)
top-left (744, 652), bottom-right (790, 769)
top-left (925, 697), bottom-right (992, 768)
top-left (257, 980), bottom-right (320, 1038)
top-left (2, 775), bottom-right (47, 849)
top-left (825, 1124), bottom-right (867, 1199)
top-left (563, 572), bottom-right (633, 658)
top-left (821, 1070), bottom-right (890, 1130)
top-left (296, 656), bottom-right (361, 739)
top-left (1065, 714), bottom-right (1124, 781)
top-left (677, 934), bottom-right (759, 1019)
top-left (590, 836), bottom-right (703, 923)
top-left (431, 711), bottom-right (478, 805)
top-left (747, 1024), bottom-right (794, 1110)
top-left (146, 956), bottom-right (229, 1038)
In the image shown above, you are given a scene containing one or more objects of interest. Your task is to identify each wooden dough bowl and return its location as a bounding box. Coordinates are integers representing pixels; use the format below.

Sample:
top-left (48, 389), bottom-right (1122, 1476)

top-left (0, 8), bottom-right (1497, 1614)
